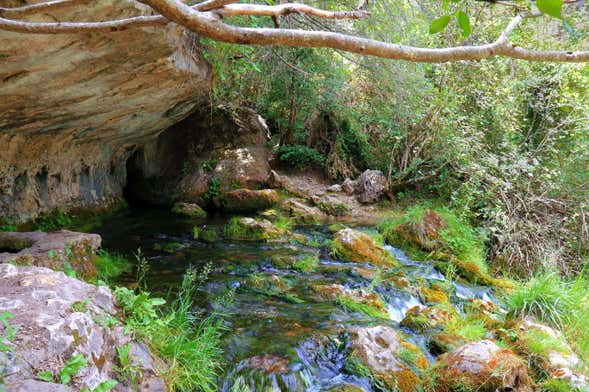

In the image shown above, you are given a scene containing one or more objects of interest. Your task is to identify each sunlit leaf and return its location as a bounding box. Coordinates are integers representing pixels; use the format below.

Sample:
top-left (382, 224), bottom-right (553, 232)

top-left (536, 0), bottom-right (564, 19)
top-left (430, 15), bottom-right (452, 34)
top-left (456, 11), bottom-right (471, 38)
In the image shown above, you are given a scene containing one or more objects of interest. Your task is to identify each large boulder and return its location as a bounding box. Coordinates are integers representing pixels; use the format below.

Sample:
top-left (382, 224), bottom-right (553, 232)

top-left (355, 170), bottom-right (388, 204)
top-left (214, 189), bottom-right (279, 212)
top-left (346, 326), bottom-right (427, 392)
top-left (0, 264), bottom-right (163, 391)
top-left (0, 0), bottom-right (211, 222)
top-left (125, 105), bottom-right (272, 206)
top-left (280, 198), bottom-right (327, 223)
top-left (432, 340), bottom-right (534, 392)
top-left (224, 217), bottom-right (285, 241)
top-left (393, 210), bottom-right (446, 251)
top-left (0, 230), bottom-right (101, 278)
top-left (331, 228), bottom-right (398, 268)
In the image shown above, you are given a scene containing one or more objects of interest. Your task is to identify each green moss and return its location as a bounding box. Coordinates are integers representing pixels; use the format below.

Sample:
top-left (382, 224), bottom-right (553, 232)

top-left (327, 223), bottom-right (347, 233)
top-left (540, 379), bottom-right (583, 392)
top-left (336, 295), bottom-right (388, 318)
top-left (317, 201), bottom-right (350, 216)
top-left (34, 209), bottom-right (72, 232)
top-left (171, 203), bottom-right (207, 218)
top-left (293, 253), bottom-right (319, 273)
top-left (199, 227), bottom-right (220, 243)
top-left (153, 242), bottom-right (184, 253)
top-left (223, 217), bottom-right (283, 241)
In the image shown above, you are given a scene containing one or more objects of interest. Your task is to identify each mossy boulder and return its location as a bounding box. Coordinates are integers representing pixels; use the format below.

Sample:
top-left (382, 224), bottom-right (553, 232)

top-left (346, 326), bottom-right (426, 392)
top-left (391, 209), bottom-right (446, 251)
top-left (428, 333), bottom-right (467, 355)
top-left (311, 283), bottom-right (387, 316)
top-left (400, 305), bottom-right (454, 332)
top-left (419, 287), bottom-right (448, 304)
top-left (171, 202), bottom-right (206, 218)
top-left (429, 340), bottom-right (534, 392)
top-left (153, 241), bottom-right (183, 253)
top-left (214, 189), bottom-right (279, 212)
top-left (507, 319), bottom-right (587, 389)
top-left (312, 195), bottom-right (350, 216)
top-left (198, 226), bottom-right (220, 243)
top-left (224, 217), bottom-right (285, 241)
top-left (331, 228), bottom-right (398, 268)
top-left (281, 198), bottom-right (327, 224)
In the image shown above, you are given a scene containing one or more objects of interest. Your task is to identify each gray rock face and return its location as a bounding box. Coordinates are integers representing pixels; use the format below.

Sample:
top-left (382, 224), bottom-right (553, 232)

top-left (348, 326), bottom-right (405, 374)
top-left (0, 0), bottom-right (211, 222)
top-left (0, 264), bottom-right (163, 391)
top-left (355, 170), bottom-right (388, 204)
top-left (0, 230), bottom-right (101, 266)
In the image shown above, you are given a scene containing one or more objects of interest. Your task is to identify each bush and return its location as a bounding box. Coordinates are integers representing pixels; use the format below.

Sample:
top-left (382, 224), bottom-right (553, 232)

top-left (275, 145), bottom-right (325, 170)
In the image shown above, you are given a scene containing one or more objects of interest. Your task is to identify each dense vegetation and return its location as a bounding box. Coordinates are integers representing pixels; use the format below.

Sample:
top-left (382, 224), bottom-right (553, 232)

top-left (204, 0), bottom-right (588, 277)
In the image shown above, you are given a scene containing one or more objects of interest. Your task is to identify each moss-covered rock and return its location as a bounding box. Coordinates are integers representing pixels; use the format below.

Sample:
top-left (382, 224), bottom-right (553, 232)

top-left (171, 202), bottom-right (207, 218)
top-left (400, 305), bottom-right (454, 332)
top-left (311, 283), bottom-right (387, 317)
top-left (331, 228), bottom-right (398, 268)
top-left (391, 209), bottom-right (446, 251)
top-left (153, 241), bottom-right (183, 253)
top-left (420, 287), bottom-right (449, 304)
top-left (224, 217), bottom-right (285, 241)
top-left (312, 195), bottom-right (350, 216)
top-left (214, 189), bottom-right (279, 212)
top-left (198, 226), bottom-right (220, 243)
top-left (428, 340), bottom-right (534, 392)
top-left (428, 333), bottom-right (467, 355)
top-left (280, 198), bottom-right (327, 224)
top-left (345, 326), bottom-right (426, 392)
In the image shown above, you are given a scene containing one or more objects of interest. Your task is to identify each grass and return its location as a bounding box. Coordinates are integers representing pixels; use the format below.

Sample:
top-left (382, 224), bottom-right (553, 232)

top-left (443, 315), bottom-right (488, 341)
top-left (93, 250), bottom-right (131, 282)
top-left (34, 209), bottom-right (72, 231)
top-left (336, 295), bottom-right (388, 319)
top-left (273, 216), bottom-right (293, 231)
top-left (293, 253), bottom-right (319, 273)
top-left (507, 271), bottom-right (589, 369)
top-left (114, 266), bottom-right (226, 392)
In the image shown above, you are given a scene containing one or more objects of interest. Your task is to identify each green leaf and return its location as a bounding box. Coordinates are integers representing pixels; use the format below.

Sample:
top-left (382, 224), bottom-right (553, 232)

top-left (37, 370), bottom-right (55, 383)
top-left (93, 380), bottom-right (118, 392)
top-left (60, 354), bottom-right (87, 385)
top-left (536, 0), bottom-right (564, 19)
top-left (456, 11), bottom-right (471, 38)
top-left (430, 15), bottom-right (452, 34)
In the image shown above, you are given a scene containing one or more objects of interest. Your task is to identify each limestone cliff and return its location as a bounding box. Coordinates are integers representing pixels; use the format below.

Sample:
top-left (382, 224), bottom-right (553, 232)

top-left (0, 0), bottom-right (211, 222)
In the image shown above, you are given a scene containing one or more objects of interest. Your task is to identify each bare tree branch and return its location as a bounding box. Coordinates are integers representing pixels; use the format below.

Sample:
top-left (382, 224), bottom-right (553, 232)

top-left (0, 0), bottom-right (88, 18)
top-left (213, 3), bottom-right (369, 19)
top-left (0, 0), bottom-right (587, 63)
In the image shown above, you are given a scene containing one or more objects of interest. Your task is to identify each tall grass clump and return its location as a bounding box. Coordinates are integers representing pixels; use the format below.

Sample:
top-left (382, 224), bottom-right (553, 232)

top-left (380, 204), bottom-right (488, 273)
top-left (507, 271), bottom-right (589, 361)
top-left (115, 266), bottom-right (226, 392)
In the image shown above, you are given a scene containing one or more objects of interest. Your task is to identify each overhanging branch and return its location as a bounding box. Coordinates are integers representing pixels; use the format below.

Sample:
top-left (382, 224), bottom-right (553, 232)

top-left (0, 0), bottom-right (587, 63)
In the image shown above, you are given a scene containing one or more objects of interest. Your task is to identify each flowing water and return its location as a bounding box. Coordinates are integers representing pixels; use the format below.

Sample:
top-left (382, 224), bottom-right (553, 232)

top-left (94, 208), bottom-right (502, 391)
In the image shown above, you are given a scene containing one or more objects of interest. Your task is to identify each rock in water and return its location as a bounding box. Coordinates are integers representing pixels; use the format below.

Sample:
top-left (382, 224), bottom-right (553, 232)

top-left (171, 202), bottom-right (207, 218)
top-left (331, 228), bottom-right (397, 268)
top-left (347, 326), bottom-right (427, 392)
top-left (432, 340), bottom-right (534, 392)
top-left (356, 170), bottom-right (388, 204)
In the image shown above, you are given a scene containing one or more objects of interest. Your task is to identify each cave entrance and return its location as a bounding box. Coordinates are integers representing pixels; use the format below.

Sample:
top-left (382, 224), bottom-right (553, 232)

top-left (123, 149), bottom-right (150, 207)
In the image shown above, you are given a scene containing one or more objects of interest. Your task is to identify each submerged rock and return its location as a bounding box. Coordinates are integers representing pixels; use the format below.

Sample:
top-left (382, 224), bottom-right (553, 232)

top-left (346, 326), bottom-right (426, 392)
top-left (0, 264), bottom-right (162, 391)
top-left (331, 228), bottom-right (397, 268)
top-left (355, 170), bottom-right (388, 204)
top-left (214, 189), bottom-right (279, 212)
top-left (431, 340), bottom-right (534, 392)
top-left (171, 202), bottom-right (207, 218)
top-left (198, 226), bottom-right (220, 243)
top-left (224, 217), bottom-right (285, 241)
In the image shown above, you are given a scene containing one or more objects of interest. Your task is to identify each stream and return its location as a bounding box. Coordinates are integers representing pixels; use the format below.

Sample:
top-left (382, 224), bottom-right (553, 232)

top-left (93, 208), bottom-right (502, 391)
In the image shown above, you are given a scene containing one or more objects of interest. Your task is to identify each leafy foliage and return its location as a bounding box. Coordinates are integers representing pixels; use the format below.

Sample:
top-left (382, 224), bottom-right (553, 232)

top-left (275, 145), bottom-right (325, 170)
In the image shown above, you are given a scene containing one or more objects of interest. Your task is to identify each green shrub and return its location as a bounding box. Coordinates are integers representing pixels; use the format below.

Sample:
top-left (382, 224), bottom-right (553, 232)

top-left (275, 145), bottom-right (325, 170)
top-left (34, 209), bottom-right (72, 231)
